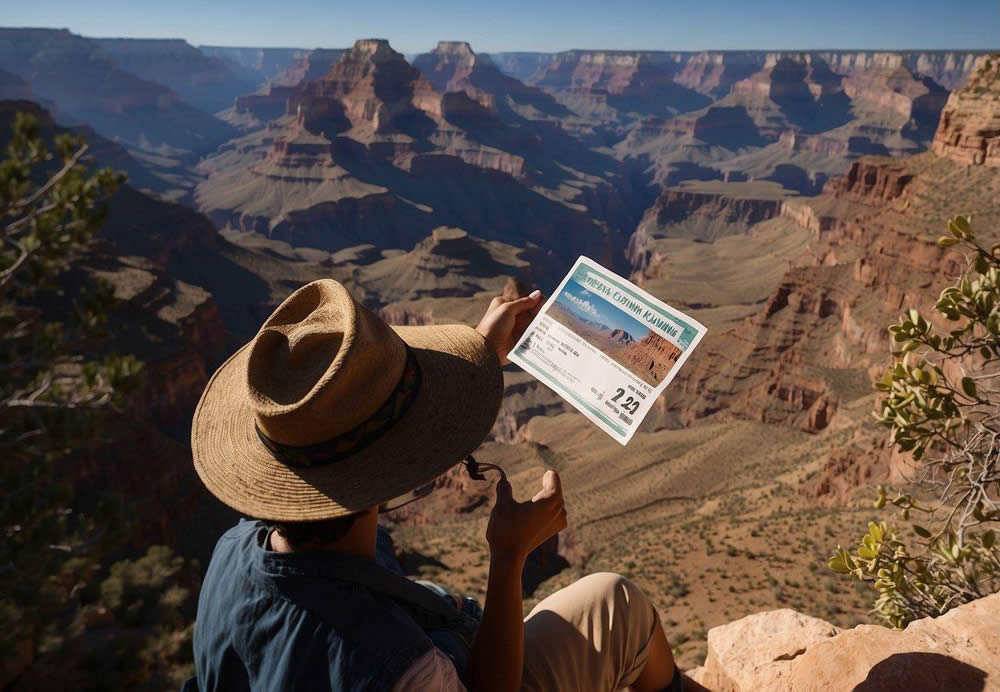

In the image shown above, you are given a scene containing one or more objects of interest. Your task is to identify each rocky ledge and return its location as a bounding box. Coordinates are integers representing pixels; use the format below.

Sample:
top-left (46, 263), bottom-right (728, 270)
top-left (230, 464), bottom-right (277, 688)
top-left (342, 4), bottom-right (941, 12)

top-left (932, 54), bottom-right (1000, 167)
top-left (685, 592), bottom-right (1000, 691)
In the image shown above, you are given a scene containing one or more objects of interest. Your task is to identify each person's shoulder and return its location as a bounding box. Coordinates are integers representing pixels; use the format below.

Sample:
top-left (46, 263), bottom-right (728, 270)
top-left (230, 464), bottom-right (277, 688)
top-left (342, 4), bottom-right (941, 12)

top-left (203, 519), bottom-right (262, 580)
top-left (212, 518), bottom-right (263, 550)
top-left (222, 517), bottom-right (263, 540)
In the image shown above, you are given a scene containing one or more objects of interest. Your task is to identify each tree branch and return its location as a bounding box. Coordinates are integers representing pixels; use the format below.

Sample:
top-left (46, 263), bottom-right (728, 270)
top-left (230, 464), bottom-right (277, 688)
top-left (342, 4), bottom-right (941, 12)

top-left (10, 144), bottom-right (88, 213)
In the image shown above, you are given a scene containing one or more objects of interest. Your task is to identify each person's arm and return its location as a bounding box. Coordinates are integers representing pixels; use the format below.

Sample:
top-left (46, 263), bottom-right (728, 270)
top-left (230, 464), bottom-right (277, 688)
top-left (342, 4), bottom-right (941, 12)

top-left (466, 289), bottom-right (566, 691)
top-left (467, 544), bottom-right (525, 692)
top-left (465, 471), bottom-right (567, 692)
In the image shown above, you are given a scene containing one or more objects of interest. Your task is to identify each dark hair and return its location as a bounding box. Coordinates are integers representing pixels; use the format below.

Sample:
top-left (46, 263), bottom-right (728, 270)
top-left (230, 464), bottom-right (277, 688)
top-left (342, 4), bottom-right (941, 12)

top-left (268, 514), bottom-right (360, 548)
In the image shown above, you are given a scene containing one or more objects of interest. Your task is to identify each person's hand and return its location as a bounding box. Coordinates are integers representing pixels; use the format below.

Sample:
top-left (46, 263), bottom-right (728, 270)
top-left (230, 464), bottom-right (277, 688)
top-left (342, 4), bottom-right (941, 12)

top-left (475, 290), bottom-right (544, 365)
top-left (486, 470), bottom-right (567, 564)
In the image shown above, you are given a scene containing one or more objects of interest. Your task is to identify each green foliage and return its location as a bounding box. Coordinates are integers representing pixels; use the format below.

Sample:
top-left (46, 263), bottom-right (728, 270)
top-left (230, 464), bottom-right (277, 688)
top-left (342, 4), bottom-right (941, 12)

top-left (0, 113), bottom-right (191, 689)
top-left (830, 216), bottom-right (1000, 629)
top-left (85, 547), bottom-right (195, 688)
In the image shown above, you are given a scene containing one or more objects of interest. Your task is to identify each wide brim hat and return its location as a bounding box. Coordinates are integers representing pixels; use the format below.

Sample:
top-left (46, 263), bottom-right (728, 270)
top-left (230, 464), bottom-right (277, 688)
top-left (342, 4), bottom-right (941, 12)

top-left (191, 279), bottom-right (503, 521)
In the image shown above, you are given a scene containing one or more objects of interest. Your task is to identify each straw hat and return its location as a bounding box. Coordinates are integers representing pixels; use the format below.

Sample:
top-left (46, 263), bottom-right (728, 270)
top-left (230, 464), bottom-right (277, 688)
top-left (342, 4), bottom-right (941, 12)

top-left (191, 279), bottom-right (503, 521)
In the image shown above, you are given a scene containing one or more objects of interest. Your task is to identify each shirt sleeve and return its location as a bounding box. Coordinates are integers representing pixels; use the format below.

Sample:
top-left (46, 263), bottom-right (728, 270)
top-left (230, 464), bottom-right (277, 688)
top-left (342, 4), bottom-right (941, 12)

top-left (392, 648), bottom-right (467, 692)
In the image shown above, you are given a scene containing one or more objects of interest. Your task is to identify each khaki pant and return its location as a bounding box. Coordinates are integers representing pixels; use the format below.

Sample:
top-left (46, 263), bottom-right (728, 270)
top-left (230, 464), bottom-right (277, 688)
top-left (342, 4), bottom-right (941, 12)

top-left (522, 572), bottom-right (659, 692)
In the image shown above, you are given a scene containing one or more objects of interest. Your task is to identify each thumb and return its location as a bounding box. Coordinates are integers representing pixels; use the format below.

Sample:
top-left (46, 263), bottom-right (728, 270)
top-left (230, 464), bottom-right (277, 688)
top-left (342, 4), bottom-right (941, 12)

top-left (532, 470), bottom-right (562, 503)
top-left (504, 290), bottom-right (543, 315)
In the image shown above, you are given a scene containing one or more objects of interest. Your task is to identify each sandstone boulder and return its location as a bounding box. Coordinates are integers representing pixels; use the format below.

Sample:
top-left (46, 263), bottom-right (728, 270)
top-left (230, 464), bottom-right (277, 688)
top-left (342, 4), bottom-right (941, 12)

top-left (689, 593), bottom-right (1000, 691)
top-left (787, 593), bottom-right (1000, 691)
top-left (699, 609), bottom-right (840, 691)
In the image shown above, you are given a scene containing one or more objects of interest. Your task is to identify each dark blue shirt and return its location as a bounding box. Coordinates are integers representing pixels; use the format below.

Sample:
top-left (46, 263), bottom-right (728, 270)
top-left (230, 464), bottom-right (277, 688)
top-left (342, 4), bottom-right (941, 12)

top-left (189, 520), bottom-right (434, 691)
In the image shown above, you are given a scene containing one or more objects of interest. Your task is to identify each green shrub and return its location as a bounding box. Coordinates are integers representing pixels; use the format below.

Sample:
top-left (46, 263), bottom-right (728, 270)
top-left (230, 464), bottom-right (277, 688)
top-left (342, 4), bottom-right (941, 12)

top-left (829, 216), bottom-right (1000, 628)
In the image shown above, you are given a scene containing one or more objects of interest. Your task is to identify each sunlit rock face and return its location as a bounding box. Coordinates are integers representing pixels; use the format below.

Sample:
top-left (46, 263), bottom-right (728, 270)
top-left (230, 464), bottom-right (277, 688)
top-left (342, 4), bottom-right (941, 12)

top-left (932, 55), bottom-right (1000, 167)
top-left (690, 593), bottom-right (1000, 691)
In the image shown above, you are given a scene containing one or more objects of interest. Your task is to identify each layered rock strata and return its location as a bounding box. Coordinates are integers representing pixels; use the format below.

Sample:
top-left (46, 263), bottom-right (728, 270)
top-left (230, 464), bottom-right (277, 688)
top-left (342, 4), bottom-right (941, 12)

top-left (932, 54), bottom-right (1000, 166)
top-left (96, 38), bottom-right (260, 113)
top-left (0, 28), bottom-right (237, 155)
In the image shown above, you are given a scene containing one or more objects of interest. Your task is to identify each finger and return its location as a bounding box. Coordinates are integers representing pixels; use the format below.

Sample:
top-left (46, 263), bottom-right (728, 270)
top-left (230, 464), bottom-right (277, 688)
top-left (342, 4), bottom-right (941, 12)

top-left (514, 294), bottom-right (546, 330)
top-left (502, 292), bottom-right (544, 316)
top-left (489, 296), bottom-right (508, 311)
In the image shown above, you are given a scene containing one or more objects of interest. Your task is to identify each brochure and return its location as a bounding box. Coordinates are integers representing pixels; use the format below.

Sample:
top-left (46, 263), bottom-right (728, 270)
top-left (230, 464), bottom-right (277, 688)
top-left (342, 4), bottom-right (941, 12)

top-left (509, 256), bottom-right (707, 445)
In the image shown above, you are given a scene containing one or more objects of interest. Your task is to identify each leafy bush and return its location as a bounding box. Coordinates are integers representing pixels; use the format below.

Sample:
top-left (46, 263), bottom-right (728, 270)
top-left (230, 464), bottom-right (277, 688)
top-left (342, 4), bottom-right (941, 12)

top-left (829, 216), bottom-right (1000, 628)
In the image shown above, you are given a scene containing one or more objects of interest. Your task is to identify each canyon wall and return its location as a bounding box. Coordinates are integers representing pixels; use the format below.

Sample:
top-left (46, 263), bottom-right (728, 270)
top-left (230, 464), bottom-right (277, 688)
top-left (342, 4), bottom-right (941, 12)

top-left (0, 28), bottom-right (237, 155)
top-left (650, 54), bottom-right (1000, 443)
top-left (96, 38), bottom-right (260, 113)
top-left (490, 49), bottom-right (992, 94)
top-left (198, 45), bottom-right (309, 83)
top-left (932, 55), bottom-right (1000, 166)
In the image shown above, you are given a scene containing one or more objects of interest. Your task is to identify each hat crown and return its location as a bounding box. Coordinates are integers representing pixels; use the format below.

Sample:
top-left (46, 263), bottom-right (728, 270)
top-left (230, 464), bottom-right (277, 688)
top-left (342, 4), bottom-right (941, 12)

top-left (246, 280), bottom-right (406, 446)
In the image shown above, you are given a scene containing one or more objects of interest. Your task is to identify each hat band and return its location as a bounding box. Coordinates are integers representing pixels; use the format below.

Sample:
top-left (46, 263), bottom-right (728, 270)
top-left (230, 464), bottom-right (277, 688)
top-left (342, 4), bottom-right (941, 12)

top-left (255, 346), bottom-right (422, 468)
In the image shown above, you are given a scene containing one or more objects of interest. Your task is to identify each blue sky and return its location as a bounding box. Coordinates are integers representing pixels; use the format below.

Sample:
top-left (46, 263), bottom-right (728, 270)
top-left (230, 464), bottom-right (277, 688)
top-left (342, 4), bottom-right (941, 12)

top-left (5, 0), bottom-right (999, 53)
top-left (557, 280), bottom-right (651, 340)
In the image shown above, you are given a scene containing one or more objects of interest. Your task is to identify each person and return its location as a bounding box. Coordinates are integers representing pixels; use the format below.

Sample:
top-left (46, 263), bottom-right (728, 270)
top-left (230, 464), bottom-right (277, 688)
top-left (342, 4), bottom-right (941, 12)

top-left (187, 278), bottom-right (682, 691)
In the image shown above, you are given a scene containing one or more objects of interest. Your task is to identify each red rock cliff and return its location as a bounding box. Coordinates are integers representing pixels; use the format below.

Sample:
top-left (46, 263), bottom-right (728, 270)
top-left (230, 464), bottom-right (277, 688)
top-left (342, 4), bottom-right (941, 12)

top-left (932, 54), bottom-right (1000, 167)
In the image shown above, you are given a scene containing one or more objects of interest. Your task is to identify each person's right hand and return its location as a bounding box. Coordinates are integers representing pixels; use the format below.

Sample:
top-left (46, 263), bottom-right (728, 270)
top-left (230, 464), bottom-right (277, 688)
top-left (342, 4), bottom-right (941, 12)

top-left (474, 290), bottom-right (544, 365)
top-left (485, 470), bottom-right (567, 564)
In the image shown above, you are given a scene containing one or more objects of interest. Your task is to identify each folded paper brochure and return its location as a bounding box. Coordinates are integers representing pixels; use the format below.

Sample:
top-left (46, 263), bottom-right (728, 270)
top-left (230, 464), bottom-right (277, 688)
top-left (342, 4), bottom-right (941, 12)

top-left (509, 256), bottom-right (707, 445)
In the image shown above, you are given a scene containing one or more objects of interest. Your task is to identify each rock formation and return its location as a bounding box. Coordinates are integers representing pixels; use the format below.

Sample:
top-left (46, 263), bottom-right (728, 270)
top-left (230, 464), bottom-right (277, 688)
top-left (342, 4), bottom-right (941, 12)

top-left (642, 48), bottom-right (1000, 443)
top-left (412, 41), bottom-right (568, 119)
top-left (608, 328), bottom-right (635, 345)
top-left (629, 184), bottom-right (787, 261)
top-left (689, 593), bottom-right (1000, 691)
top-left (899, 50), bottom-right (990, 90)
top-left (413, 41), bottom-right (490, 96)
top-left (269, 48), bottom-right (347, 87)
top-left (198, 45), bottom-right (309, 83)
top-left (0, 69), bottom-right (34, 101)
top-left (489, 49), bottom-right (988, 97)
top-left (674, 52), bottom-right (764, 98)
top-left (527, 50), bottom-right (711, 117)
top-left (96, 38), bottom-right (261, 113)
top-left (932, 55), bottom-right (1000, 167)
top-left (0, 28), bottom-right (237, 156)
top-left (197, 39), bottom-right (624, 264)
top-left (616, 332), bottom-right (681, 385)
top-left (221, 49), bottom-right (351, 130)
top-left (289, 39), bottom-right (442, 136)
top-left (825, 158), bottom-right (914, 203)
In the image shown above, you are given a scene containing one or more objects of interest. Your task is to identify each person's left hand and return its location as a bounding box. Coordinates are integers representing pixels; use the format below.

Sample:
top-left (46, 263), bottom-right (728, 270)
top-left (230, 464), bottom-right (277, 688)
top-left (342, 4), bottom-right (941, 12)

top-left (475, 290), bottom-right (544, 365)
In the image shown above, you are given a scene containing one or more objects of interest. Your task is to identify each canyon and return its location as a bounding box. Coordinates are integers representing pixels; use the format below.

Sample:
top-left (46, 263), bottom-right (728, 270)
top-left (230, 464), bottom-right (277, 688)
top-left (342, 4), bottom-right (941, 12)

top-left (1, 26), bottom-right (998, 686)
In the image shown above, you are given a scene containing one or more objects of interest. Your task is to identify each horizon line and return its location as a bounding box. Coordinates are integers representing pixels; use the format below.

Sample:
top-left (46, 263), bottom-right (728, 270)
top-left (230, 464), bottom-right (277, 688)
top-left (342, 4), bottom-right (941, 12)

top-left (3, 26), bottom-right (997, 55)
